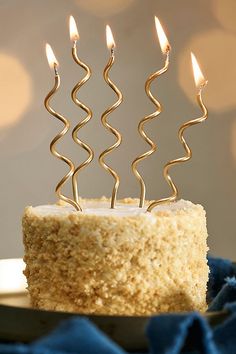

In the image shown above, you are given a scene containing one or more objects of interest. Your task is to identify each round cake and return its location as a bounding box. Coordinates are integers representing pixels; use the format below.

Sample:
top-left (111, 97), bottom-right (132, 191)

top-left (22, 197), bottom-right (209, 315)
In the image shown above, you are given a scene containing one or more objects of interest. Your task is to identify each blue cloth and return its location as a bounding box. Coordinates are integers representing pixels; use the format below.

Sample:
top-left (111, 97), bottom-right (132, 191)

top-left (1, 256), bottom-right (236, 354)
top-left (207, 257), bottom-right (236, 302)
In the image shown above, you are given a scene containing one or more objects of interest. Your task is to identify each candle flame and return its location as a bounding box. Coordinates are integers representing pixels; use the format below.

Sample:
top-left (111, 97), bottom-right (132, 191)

top-left (191, 52), bottom-right (206, 88)
top-left (69, 15), bottom-right (79, 42)
top-left (106, 25), bottom-right (115, 49)
top-left (155, 16), bottom-right (170, 54)
top-left (45, 43), bottom-right (58, 69)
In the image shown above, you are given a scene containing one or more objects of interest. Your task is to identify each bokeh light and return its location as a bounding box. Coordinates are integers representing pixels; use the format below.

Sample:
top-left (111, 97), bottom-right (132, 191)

top-left (178, 29), bottom-right (236, 112)
top-left (213, 0), bottom-right (236, 33)
top-left (75, 0), bottom-right (135, 17)
top-left (0, 53), bottom-right (32, 128)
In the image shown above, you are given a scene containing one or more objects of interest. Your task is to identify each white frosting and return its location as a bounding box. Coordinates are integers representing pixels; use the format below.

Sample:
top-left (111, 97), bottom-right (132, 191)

top-left (31, 199), bottom-right (193, 218)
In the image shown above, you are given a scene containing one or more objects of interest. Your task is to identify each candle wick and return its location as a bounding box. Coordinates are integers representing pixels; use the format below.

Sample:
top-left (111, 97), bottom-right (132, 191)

top-left (111, 47), bottom-right (115, 57)
top-left (197, 84), bottom-right (207, 97)
top-left (199, 80), bottom-right (208, 91)
top-left (165, 46), bottom-right (171, 55)
top-left (73, 40), bottom-right (77, 49)
top-left (165, 49), bottom-right (170, 63)
top-left (54, 63), bottom-right (59, 76)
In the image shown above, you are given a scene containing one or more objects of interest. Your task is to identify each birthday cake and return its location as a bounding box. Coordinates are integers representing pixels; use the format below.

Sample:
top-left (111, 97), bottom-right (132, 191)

top-left (22, 14), bottom-right (210, 316)
top-left (23, 197), bottom-right (209, 315)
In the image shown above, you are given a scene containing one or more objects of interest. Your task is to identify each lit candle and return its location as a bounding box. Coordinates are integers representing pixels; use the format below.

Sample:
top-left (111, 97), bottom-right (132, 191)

top-left (69, 16), bottom-right (94, 207)
top-left (132, 16), bottom-right (170, 208)
top-left (45, 43), bottom-right (81, 211)
top-left (98, 25), bottom-right (123, 209)
top-left (147, 52), bottom-right (208, 212)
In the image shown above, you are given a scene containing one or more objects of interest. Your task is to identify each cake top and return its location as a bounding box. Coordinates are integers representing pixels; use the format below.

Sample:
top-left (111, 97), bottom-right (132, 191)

top-left (27, 198), bottom-right (201, 219)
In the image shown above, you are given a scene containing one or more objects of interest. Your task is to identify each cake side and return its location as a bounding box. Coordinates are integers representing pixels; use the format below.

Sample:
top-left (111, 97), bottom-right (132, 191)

top-left (23, 198), bottom-right (209, 315)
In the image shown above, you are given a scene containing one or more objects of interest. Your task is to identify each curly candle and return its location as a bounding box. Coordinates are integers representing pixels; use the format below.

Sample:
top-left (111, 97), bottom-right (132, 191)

top-left (69, 16), bottom-right (94, 208)
top-left (147, 52), bottom-right (208, 212)
top-left (98, 25), bottom-right (123, 209)
top-left (132, 16), bottom-right (170, 208)
top-left (45, 43), bottom-right (81, 211)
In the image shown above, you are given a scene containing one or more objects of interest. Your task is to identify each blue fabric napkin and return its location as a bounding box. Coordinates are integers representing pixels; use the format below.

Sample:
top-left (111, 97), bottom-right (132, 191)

top-left (0, 256), bottom-right (236, 354)
top-left (207, 257), bottom-right (236, 302)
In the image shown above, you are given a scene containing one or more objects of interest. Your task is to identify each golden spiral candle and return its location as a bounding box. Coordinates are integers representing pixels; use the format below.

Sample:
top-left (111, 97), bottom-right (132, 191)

top-left (69, 16), bottom-right (94, 207)
top-left (45, 44), bottom-right (81, 211)
top-left (98, 25), bottom-right (123, 209)
top-left (147, 52), bottom-right (208, 212)
top-left (132, 17), bottom-right (170, 208)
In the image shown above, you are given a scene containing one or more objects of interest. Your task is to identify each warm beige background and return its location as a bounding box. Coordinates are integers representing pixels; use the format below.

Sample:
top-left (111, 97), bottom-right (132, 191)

top-left (0, 0), bottom-right (235, 259)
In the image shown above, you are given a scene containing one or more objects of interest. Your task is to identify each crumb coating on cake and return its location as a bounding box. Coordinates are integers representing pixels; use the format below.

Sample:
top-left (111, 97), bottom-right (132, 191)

top-left (23, 198), bottom-right (209, 315)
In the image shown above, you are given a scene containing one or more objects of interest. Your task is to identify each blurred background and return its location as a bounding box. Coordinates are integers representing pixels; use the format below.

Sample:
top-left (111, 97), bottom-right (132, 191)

top-left (0, 0), bottom-right (235, 259)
